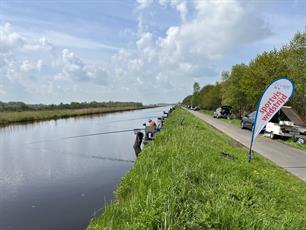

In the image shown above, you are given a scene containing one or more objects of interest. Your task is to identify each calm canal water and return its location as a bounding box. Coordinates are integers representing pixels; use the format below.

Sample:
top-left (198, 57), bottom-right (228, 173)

top-left (0, 106), bottom-right (170, 230)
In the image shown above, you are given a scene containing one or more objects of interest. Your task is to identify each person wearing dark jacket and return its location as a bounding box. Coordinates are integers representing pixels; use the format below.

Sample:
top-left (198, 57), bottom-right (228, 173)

top-left (133, 132), bottom-right (144, 157)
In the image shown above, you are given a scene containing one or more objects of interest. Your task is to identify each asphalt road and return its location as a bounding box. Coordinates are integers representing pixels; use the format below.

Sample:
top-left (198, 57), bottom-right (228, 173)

top-left (188, 109), bottom-right (306, 183)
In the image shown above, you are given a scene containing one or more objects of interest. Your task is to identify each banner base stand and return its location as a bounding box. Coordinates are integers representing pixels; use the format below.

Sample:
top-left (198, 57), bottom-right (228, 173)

top-left (248, 149), bottom-right (253, 162)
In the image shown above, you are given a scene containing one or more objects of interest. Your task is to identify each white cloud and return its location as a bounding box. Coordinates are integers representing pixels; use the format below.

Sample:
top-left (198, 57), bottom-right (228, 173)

top-left (1, 0), bottom-right (291, 104)
top-left (0, 22), bottom-right (24, 51)
top-left (19, 59), bottom-right (43, 73)
top-left (157, 0), bottom-right (271, 64)
top-left (136, 32), bottom-right (154, 49)
top-left (36, 59), bottom-right (43, 71)
top-left (20, 60), bottom-right (36, 72)
top-left (0, 23), bottom-right (111, 103)
top-left (23, 37), bottom-right (54, 52)
top-left (145, 1), bottom-right (269, 61)
top-left (55, 48), bottom-right (110, 85)
top-left (41, 30), bottom-right (119, 51)
top-left (176, 1), bottom-right (188, 22)
top-left (136, 0), bottom-right (154, 10)
top-left (0, 23), bottom-right (54, 81)
top-left (112, 0), bottom-right (272, 101)
top-left (156, 72), bottom-right (174, 89)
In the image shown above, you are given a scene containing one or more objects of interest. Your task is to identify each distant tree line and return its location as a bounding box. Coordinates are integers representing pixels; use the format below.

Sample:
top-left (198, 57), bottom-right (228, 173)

top-left (0, 101), bottom-right (143, 112)
top-left (183, 27), bottom-right (306, 118)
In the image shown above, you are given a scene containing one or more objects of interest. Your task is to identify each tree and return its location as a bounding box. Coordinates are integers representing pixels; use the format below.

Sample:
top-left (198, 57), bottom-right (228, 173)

top-left (181, 26), bottom-right (306, 118)
top-left (284, 27), bottom-right (306, 116)
top-left (193, 82), bottom-right (200, 94)
top-left (222, 64), bottom-right (248, 117)
top-left (182, 95), bottom-right (192, 105)
top-left (199, 84), bottom-right (222, 110)
top-left (192, 82), bottom-right (201, 106)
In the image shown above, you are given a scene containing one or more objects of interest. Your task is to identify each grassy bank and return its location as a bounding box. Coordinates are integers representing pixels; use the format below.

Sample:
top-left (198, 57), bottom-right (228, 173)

top-left (0, 106), bottom-right (147, 126)
top-left (88, 108), bottom-right (306, 229)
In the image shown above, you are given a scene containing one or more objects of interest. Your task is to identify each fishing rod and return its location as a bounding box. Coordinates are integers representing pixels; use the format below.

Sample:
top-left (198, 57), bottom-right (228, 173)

top-left (106, 116), bottom-right (159, 124)
top-left (27, 128), bottom-right (145, 145)
top-left (24, 113), bottom-right (166, 145)
top-left (89, 155), bottom-right (135, 163)
top-left (26, 143), bottom-right (136, 163)
top-left (63, 128), bottom-right (144, 140)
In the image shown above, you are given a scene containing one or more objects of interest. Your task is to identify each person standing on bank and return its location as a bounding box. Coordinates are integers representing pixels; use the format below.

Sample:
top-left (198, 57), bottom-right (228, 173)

top-left (133, 132), bottom-right (144, 157)
top-left (148, 119), bottom-right (157, 127)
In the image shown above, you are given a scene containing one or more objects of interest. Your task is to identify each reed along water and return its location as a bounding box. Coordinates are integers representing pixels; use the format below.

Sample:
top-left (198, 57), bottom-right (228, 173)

top-left (0, 106), bottom-right (170, 230)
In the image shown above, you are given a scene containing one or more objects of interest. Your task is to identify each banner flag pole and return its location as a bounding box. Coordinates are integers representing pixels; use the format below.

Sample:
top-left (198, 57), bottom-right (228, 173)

top-left (248, 123), bottom-right (255, 162)
top-left (248, 134), bottom-right (254, 162)
top-left (247, 77), bottom-right (294, 162)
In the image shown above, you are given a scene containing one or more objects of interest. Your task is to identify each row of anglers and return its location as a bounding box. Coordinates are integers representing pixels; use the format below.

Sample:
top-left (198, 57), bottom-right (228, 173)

top-left (133, 107), bottom-right (175, 156)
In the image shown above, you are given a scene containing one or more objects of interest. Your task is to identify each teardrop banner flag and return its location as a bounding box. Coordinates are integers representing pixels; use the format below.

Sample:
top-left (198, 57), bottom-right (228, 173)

top-left (248, 77), bottom-right (294, 162)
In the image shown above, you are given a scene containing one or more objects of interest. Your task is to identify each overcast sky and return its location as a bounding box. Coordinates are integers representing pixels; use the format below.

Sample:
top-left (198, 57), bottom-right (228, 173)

top-left (0, 0), bottom-right (305, 104)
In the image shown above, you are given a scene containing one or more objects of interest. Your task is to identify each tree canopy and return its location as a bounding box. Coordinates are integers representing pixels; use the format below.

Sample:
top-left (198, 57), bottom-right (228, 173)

top-left (182, 27), bottom-right (306, 118)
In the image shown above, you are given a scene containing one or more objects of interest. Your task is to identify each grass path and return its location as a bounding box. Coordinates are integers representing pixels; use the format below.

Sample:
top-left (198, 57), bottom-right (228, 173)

top-left (88, 108), bottom-right (306, 230)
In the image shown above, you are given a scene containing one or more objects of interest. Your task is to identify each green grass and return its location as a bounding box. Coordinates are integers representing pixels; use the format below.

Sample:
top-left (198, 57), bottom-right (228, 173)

top-left (88, 108), bottom-right (306, 230)
top-left (222, 117), bottom-right (241, 127)
top-left (201, 109), bottom-right (214, 116)
top-left (277, 139), bottom-right (306, 152)
top-left (0, 106), bottom-right (146, 126)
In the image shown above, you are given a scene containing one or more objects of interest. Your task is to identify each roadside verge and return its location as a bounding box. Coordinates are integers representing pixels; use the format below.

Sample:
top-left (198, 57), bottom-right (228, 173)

top-left (188, 109), bottom-right (306, 182)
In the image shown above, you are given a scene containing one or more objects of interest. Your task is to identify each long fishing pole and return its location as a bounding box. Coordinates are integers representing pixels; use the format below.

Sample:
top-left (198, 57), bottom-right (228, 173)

top-left (89, 155), bottom-right (135, 163)
top-left (24, 113), bottom-right (166, 145)
top-left (63, 128), bottom-right (144, 140)
top-left (25, 115), bottom-right (158, 144)
top-left (107, 116), bottom-right (159, 124)
top-left (27, 128), bottom-right (145, 145)
top-left (26, 142), bottom-right (136, 163)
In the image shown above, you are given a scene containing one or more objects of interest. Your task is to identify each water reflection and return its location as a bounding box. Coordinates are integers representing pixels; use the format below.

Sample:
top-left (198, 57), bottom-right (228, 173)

top-left (0, 106), bottom-right (170, 230)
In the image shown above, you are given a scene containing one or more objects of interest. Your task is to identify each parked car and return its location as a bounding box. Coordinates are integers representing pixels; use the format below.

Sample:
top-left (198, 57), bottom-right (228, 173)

top-left (191, 106), bottom-right (199, 111)
top-left (213, 106), bottom-right (232, 119)
top-left (240, 111), bottom-right (256, 130)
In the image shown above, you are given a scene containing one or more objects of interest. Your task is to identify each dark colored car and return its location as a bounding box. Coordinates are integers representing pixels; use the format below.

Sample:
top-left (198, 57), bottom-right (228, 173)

top-left (191, 106), bottom-right (200, 111)
top-left (240, 111), bottom-right (256, 130)
top-left (213, 106), bottom-right (232, 119)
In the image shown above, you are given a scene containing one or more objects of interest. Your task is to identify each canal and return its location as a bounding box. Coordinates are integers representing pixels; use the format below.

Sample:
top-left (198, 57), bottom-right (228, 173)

top-left (0, 106), bottom-right (170, 230)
